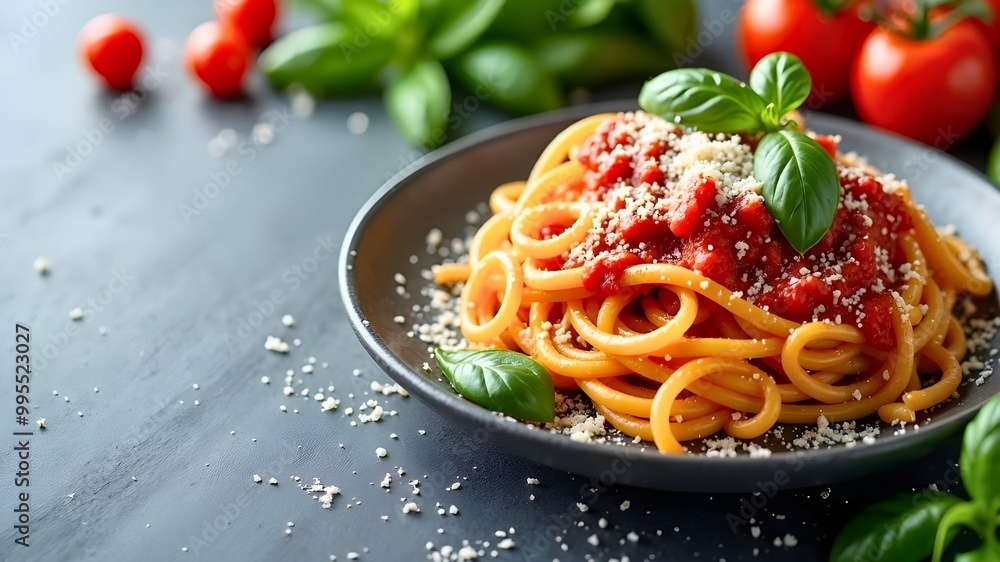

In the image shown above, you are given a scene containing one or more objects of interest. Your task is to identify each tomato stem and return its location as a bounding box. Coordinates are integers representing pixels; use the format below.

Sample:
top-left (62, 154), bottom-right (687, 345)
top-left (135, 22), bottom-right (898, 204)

top-left (810, 0), bottom-right (853, 15)
top-left (873, 0), bottom-right (994, 40)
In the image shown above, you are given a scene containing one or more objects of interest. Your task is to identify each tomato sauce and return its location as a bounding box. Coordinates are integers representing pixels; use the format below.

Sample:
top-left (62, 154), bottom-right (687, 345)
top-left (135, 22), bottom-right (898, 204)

top-left (566, 113), bottom-right (913, 350)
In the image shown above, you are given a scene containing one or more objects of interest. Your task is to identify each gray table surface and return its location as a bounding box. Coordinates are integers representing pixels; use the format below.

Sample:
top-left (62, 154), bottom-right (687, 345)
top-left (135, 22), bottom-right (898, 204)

top-left (0, 1), bottom-right (991, 561)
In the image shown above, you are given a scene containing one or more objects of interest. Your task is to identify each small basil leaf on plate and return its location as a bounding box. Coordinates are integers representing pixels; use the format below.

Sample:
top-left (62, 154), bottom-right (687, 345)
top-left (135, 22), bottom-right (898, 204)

top-left (829, 491), bottom-right (963, 562)
top-left (760, 103), bottom-right (781, 132)
top-left (434, 348), bottom-right (555, 423)
top-left (638, 68), bottom-right (767, 133)
top-left (748, 51), bottom-right (811, 120)
top-left (385, 58), bottom-right (452, 149)
top-left (960, 393), bottom-right (1000, 507)
top-left (426, 0), bottom-right (505, 59)
top-left (754, 129), bottom-right (840, 253)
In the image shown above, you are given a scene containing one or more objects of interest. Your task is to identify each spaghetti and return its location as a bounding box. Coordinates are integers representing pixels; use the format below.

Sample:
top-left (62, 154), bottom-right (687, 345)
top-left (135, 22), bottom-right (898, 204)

top-left (432, 112), bottom-right (993, 454)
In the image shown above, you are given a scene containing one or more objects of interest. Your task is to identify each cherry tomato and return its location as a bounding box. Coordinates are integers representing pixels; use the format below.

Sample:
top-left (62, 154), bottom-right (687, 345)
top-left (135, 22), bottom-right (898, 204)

top-left (78, 14), bottom-right (144, 91)
top-left (737, 0), bottom-right (874, 106)
top-left (851, 20), bottom-right (997, 145)
top-left (214, 0), bottom-right (279, 48)
top-left (184, 22), bottom-right (251, 99)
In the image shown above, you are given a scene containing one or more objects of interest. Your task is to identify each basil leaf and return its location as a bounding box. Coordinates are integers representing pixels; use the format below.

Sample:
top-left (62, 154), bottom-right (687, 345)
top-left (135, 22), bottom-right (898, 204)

top-left (385, 58), bottom-right (451, 149)
top-left (760, 103), bottom-right (781, 132)
top-left (638, 68), bottom-right (767, 133)
top-left (434, 349), bottom-right (555, 423)
top-left (749, 52), bottom-right (811, 122)
top-left (933, 501), bottom-right (991, 562)
top-left (961, 393), bottom-right (1000, 506)
top-left (451, 42), bottom-right (564, 116)
top-left (955, 542), bottom-right (1000, 562)
top-left (566, 0), bottom-right (617, 28)
top-left (988, 136), bottom-right (1000, 186)
top-left (259, 22), bottom-right (394, 97)
top-left (426, 0), bottom-right (505, 59)
top-left (484, 0), bottom-right (566, 43)
top-left (830, 492), bottom-right (964, 562)
top-left (538, 32), bottom-right (670, 88)
top-left (634, 0), bottom-right (697, 54)
top-left (754, 129), bottom-right (840, 253)
top-left (341, 0), bottom-right (418, 35)
top-left (294, 0), bottom-right (343, 20)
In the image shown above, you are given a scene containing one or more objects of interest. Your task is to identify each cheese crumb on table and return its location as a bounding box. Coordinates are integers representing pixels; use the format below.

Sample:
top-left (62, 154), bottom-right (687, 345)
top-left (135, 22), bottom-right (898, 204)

top-left (321, 397), bottom-right (339, 412)
top-left (264, 336), bottom-right (290, 353)
top-left (375, 447), bottom-right (388, 458)
top-left (33, 256), bottom-right (51, 274)
top-left (281, 314), bottom-right (295, 327)
top-left (347, 112), bottom-right (369, 135)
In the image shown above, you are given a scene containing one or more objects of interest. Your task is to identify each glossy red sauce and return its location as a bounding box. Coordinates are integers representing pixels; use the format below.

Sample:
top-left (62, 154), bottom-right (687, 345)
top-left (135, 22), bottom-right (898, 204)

top-left (564, 113), bottom-right (913, 350)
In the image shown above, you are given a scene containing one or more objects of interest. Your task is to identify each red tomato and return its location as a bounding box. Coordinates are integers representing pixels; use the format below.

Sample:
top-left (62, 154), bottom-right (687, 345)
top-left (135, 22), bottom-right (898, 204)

top-left (184, 22), bottom-right (251, 99)
top-left (851, 20), bottom-right (997, 145)
top-left (214, 0), bottom-right (279, 48)
top-left (78, 14), bottom-right (144, 91)
top-left (737, 0), bottom-right (874, 106)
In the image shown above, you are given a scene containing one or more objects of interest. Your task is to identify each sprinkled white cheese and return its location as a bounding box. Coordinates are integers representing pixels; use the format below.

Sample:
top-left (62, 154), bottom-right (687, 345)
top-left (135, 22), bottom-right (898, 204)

top-left (264, 336), bottom-right (290, 353)
top-left (33, 256), bottom-right (51, 274)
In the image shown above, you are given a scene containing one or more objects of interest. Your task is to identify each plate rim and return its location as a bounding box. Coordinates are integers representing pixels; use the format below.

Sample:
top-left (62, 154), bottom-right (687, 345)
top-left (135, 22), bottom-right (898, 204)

top-left (339, 101), bottom-right (998, 482)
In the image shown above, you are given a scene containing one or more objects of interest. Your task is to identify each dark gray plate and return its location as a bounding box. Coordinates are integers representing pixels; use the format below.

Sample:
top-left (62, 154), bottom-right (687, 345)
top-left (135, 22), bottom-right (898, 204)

top-left (339, 102), bottom-right (1000, 493)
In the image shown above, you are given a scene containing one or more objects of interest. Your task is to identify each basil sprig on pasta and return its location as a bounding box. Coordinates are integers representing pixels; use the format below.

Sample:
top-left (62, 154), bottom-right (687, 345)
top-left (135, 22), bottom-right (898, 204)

top-left (434, 348), bottom-right (555, 423)
top-left (639, 52), bottom-right (840, 254)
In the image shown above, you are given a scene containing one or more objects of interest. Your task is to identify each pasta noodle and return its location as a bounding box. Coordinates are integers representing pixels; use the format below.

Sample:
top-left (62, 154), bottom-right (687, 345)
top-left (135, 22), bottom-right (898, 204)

top-left (432, 112), bottom-right (993, 454)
